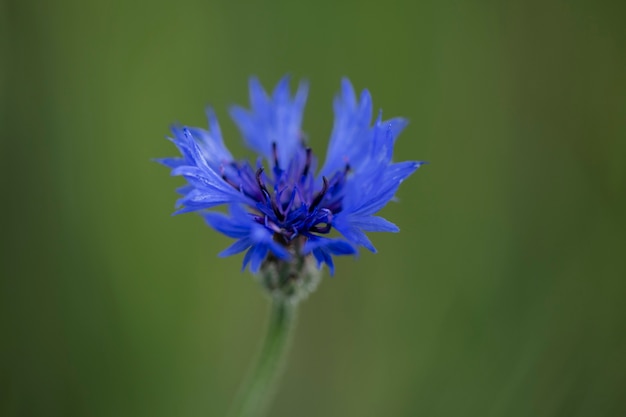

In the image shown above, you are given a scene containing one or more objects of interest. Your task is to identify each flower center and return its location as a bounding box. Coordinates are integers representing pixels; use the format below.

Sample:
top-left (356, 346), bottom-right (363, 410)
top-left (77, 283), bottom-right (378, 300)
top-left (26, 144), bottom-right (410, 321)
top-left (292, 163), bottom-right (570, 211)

top-left (221, 142), bottom-right (350, 242)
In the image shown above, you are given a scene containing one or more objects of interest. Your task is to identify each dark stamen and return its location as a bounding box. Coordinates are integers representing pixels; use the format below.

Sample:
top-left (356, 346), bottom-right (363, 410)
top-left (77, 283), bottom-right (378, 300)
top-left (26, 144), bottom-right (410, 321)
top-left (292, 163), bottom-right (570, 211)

top-left (271, 142), bottom-right (279, 169)
top-left (309, 176), bottom-right (329, 213)
top-left (310, 223), bottom-right (332, 234)
top-left (255, 168), bottom-right (271, 202)
top-left (302, 147), bottom-right (312, 177)
top-left (271, 200), bottom-right (285, 222)
top-left (256, 167), bottom-right (285, 222)
top-left (220, 166), bottom-right (240, 190)
top-left (221, 174), bottom-right (239, 190)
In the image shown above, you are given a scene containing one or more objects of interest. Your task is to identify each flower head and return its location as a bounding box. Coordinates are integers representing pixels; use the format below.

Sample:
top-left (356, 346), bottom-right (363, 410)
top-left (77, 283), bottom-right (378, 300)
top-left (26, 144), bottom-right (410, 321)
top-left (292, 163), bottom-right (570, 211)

top-left (157, 77), bottom-right (424, 277)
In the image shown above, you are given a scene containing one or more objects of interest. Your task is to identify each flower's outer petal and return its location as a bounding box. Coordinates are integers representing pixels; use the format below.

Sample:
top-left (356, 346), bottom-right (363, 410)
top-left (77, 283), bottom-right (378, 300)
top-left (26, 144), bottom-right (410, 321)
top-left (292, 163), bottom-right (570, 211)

top-left (170, 165), bottom-right (239, 196)
top-left (384, 160), bottom-right (424, 184)
top-left (340, 77), bottom-right (358, 108)
top-left (170, 160), bottom-right (251, 212)
top-left (207, 107), bottom-right (225, 143)
top-left (315, 249), bottom-right (335, 275)
top-left (230, 76), bottom-right (309, 167)
top-left (166, 115), bottom-right (233, 171)
top-left (339, 118), bottom-right (424, 215)
top-left (174, 189), bottom-right (239, 214)
top-left (243, 244), bottom-right (269, 273)
top-left (171, 165), bottom-right (223, 189)
top-left (332, 122), bottom-right (423, 250)
top-left (241, 234), bottom-right (291, 273)
top-left (219, 237), bottom-right (253, 257)
top-left (160, 121), bottom-right (251, 214)
top-left (169, 127), bottom-right (224, 175)
top-left (185, 108), bottom-right (233, 170)
top-left (302, 236), bottom-right (356, 255)
top-left (348, 161), bottom-right (423, 216)
top-left (250, 225), bottom-right (291, 261)
top-left (332, 215), bottom-right (377, 253)
top-left (341, 121), bottom-right (390, 201)
top-left (320, 78), bottom-right (374, 177)
top-left (249, 77), bottom-right (271, 114)
top-left (384, 117), bottom-right (409, 144)
top-left (347, 216), bottom-right (399, 233)
top-left (311, 249), bottom-right (326, 270)
top-left (202, 209), bottom-right (252, 238)
top-left (176, 184), bottom-right (194, 196)
top-left (154, 156), bottom-right (185, 168)
top-left (202, 205), bottom-right (290, 271)
top-left (302, 236), bottom-right (356, 275)
top-left (167, 127), bottom-right (197, 164)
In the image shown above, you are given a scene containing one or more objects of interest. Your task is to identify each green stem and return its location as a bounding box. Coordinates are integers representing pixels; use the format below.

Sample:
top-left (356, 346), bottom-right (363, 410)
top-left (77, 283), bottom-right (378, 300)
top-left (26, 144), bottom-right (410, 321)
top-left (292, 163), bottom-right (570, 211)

top-left (228, 297), bottom-right (297, 417)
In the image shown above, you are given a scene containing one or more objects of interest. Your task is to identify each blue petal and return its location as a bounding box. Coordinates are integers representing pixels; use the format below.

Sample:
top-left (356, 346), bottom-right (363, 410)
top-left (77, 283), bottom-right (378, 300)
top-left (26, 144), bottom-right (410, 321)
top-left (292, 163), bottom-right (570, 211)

top-left (202, 205), bottom-right (291, 271)
top-left (325, 116), bottom-right (417, 250)
top-left (202, 209), bottom-right (252, 238)
top-left (303, 236), bottom-right (356, 255)
top-left (384, 160), bottom-right (424, 184)
top-left (311, 248), bottom-right (327, 270)
top-left (250, 225), bottom-right (291, 260)
top-left (332, 215), bottom-right (377, 253)
top-left (243, 244), bottom-right (269, 273)
top-left (347, 161), bottom-right (422, 216)
top-left (167, 127), bottom-right (196, 164)
top-left (385, 117), bottom-right (409, 143)
top-left (186, 112), bottom-right (233, 170)
top-left (207, 107), bottom-right (224, 142)
top-left (171, 165), bottom-right (246, 205)
top-left (320, 79), bottom-right (374, 177)
top-left (249, 77), bottom-right (271, 114)
top-left (340, 77), bottom-right (357, 108)
top-left (230, 76), bottom-right (309, 167)
top-left (338, 116), bottom-right (423, 217)
top-left (314, 248), bottom-right (335, 275)
top-left (174, 189), bottom-right (238, 213)
top-left (219, 237), bottom-right (253, 257)
top-left (347, 216), bottom-right (399, 232)
top-left (153, 157), bottom-right (185, 168)
top-left (303, 236), bottom-right (357, 275)
top-left (176, 184), bottom-right (194, 195)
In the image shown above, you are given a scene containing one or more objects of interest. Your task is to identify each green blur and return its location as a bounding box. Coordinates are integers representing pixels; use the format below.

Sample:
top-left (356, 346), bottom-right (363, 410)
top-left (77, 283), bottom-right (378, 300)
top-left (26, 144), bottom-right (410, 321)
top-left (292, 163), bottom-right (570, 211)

top-left (2, 0), bottom-right (625, 416)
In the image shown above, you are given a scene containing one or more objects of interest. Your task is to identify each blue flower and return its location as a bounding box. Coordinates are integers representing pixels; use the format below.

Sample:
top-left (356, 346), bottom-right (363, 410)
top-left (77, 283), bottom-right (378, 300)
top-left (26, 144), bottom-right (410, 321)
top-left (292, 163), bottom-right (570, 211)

top-left (157, 77), bottom-right (424, 275)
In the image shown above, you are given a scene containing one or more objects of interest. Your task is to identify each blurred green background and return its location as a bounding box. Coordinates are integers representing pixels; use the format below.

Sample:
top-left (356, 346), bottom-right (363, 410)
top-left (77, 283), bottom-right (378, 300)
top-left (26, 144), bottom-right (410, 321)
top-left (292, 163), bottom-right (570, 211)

top-left (2, 0), bottom-right (625, 416)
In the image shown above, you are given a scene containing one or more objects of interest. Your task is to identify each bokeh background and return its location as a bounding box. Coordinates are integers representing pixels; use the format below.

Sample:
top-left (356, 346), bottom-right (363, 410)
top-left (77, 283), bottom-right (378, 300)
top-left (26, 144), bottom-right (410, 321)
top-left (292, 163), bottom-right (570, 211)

top-left (2, 0), bottom-right (625, 416)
